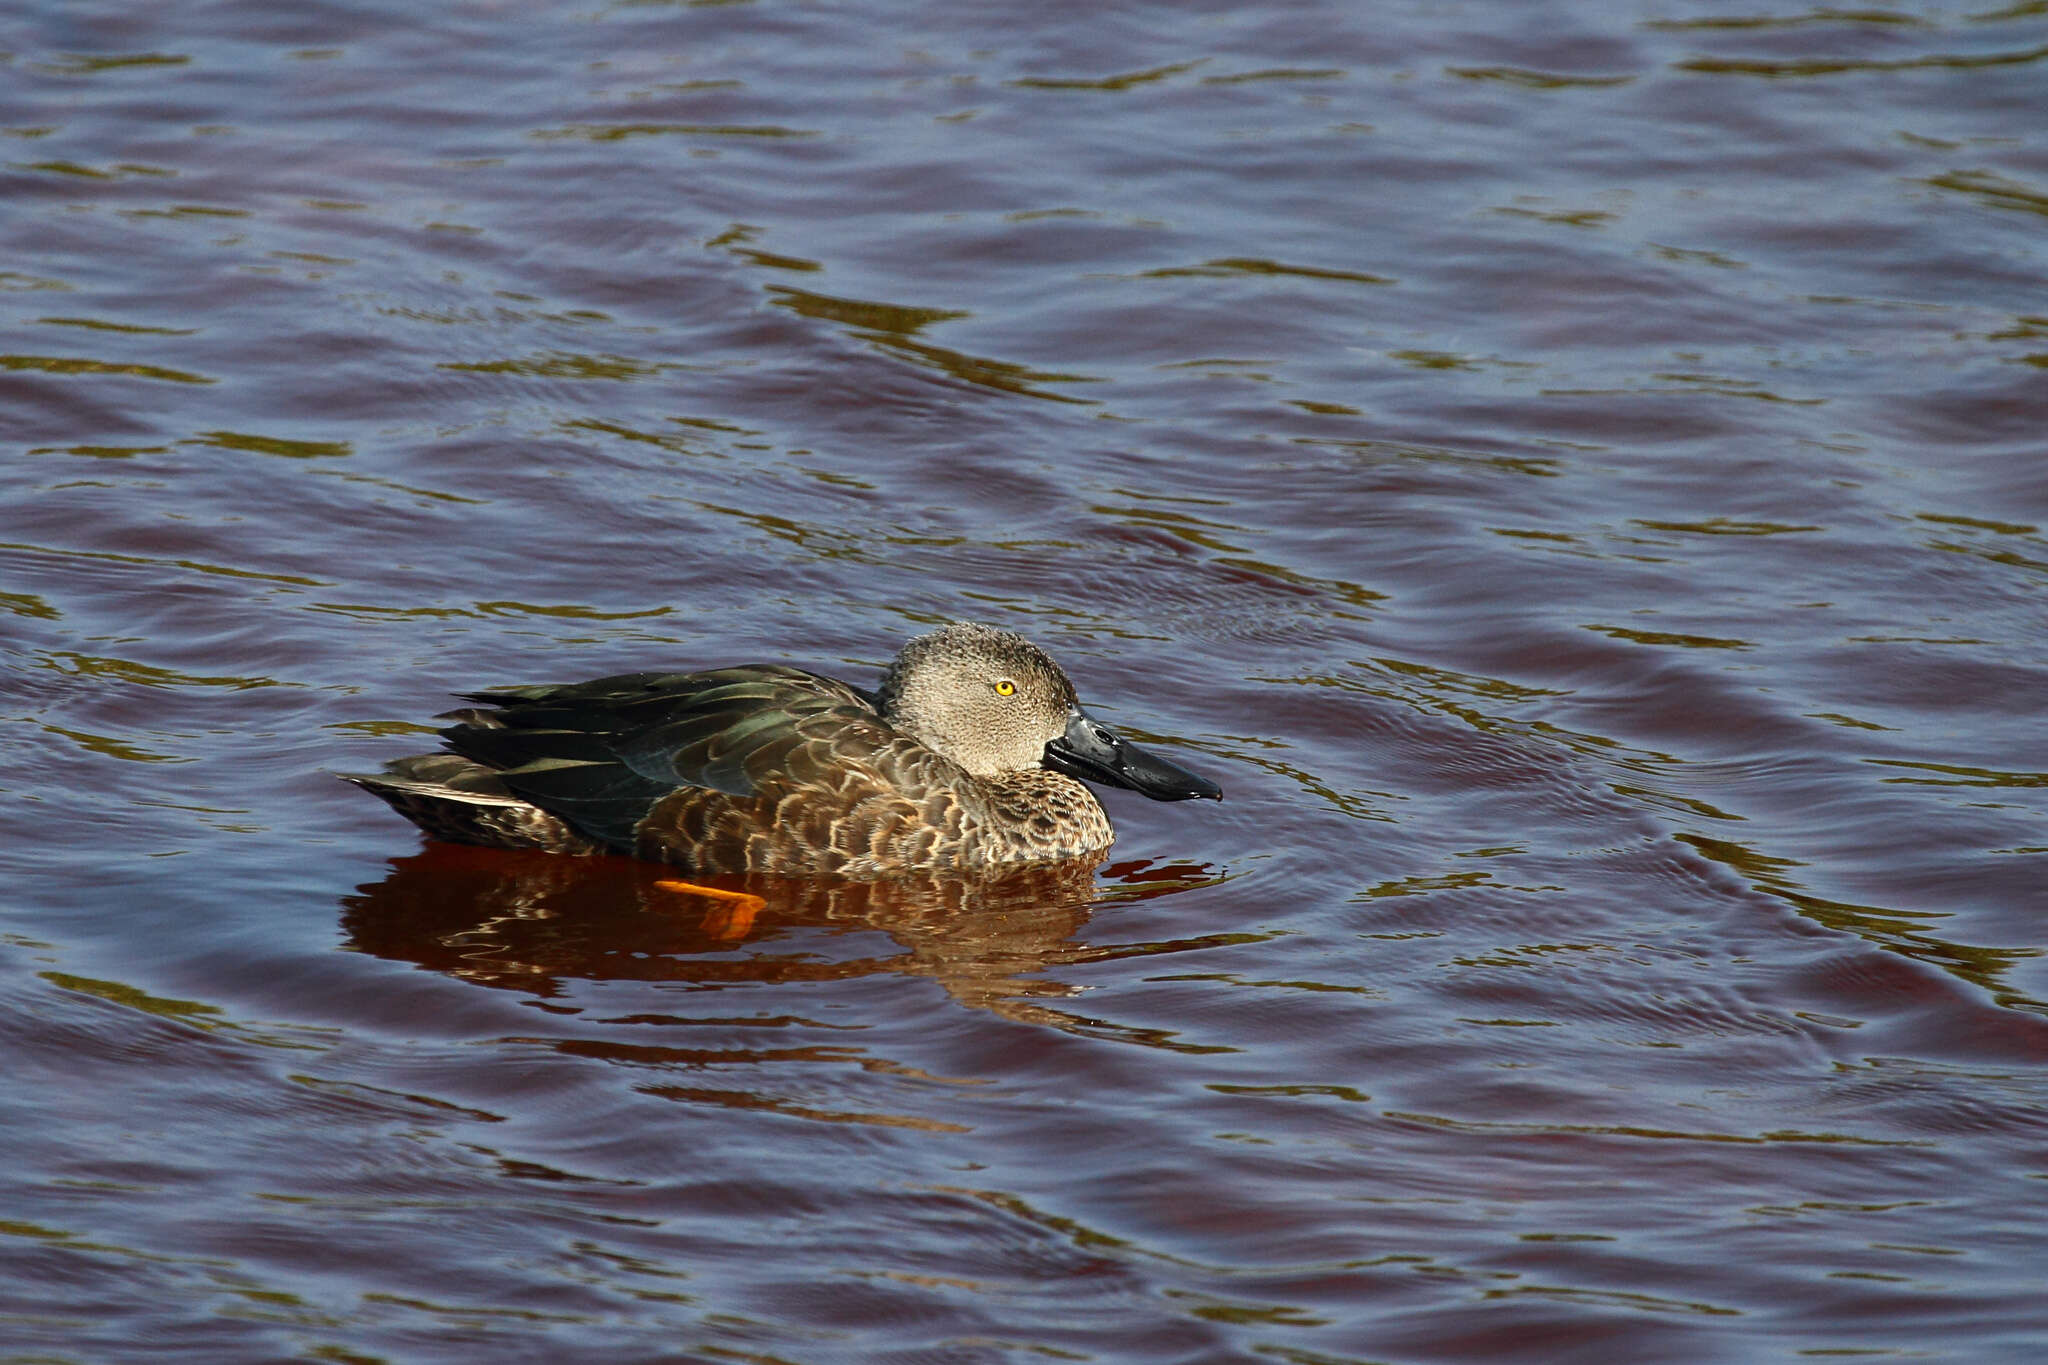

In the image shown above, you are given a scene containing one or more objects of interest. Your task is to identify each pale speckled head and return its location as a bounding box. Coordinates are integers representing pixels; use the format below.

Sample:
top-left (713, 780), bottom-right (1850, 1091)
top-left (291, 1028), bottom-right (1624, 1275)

top-left (878, 621), bottom-right (1223, 801)
top-left (878, 622), bottom-right (1077, 777)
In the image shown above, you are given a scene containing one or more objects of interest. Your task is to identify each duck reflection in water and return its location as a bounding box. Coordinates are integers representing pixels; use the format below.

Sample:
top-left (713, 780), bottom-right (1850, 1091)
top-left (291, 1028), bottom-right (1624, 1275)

top-left (340, 845), bottom-right (1229, 1029)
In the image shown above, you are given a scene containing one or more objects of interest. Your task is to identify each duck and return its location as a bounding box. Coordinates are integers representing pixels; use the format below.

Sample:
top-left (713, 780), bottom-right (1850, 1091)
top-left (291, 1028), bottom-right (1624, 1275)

top-left (341, 621), bottom-right (1221, 879)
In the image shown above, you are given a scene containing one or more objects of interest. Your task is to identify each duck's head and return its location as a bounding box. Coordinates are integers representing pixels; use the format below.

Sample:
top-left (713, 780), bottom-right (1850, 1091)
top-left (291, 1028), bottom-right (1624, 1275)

top-left (878, 621), bottom-right (1222, 801)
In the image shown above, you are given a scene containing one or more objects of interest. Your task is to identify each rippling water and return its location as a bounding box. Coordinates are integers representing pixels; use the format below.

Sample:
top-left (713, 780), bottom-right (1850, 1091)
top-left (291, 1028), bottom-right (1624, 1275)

top-left (5, 1), bottom-right (2046, 1359)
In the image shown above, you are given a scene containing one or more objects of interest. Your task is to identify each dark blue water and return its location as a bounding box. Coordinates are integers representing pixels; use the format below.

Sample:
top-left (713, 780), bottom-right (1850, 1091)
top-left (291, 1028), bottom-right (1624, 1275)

top-left (4, 1), bottom-right (2046, 1360)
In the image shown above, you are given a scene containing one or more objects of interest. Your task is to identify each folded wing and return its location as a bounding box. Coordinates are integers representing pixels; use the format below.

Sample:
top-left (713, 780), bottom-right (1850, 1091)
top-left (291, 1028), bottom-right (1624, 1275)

top-left (443, 666), bottom-right (894, 849)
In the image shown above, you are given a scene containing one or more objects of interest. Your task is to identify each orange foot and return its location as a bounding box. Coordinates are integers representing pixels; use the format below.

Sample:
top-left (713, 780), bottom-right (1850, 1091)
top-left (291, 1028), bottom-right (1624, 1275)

top-left (653, 879), bottom-right (767, 940)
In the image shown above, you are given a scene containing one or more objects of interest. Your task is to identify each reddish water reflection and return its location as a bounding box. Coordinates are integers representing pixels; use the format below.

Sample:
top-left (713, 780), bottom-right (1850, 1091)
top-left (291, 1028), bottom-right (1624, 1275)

top-left (345, 846), bottom-right (1230, 1020)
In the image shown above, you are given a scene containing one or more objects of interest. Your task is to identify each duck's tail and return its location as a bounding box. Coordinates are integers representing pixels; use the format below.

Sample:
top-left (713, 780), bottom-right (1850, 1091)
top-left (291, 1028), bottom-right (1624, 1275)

top-left (337, 754), bottom-right (607, 855)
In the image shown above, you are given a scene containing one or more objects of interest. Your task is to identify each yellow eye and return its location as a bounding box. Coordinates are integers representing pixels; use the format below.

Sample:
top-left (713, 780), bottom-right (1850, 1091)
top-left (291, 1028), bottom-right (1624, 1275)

top-left (994, 679), bottom-right (1016, 697)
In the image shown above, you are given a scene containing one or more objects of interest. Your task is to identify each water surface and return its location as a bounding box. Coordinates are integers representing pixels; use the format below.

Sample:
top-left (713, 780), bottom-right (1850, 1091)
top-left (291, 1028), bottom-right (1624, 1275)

top-left (4, 0), bottom-right (2046, 1360)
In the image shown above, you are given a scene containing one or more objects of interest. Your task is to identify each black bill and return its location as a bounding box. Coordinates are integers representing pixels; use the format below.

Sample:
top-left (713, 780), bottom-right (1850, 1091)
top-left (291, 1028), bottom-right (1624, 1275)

top-left (1042, 706), bottom-right (1222, 802)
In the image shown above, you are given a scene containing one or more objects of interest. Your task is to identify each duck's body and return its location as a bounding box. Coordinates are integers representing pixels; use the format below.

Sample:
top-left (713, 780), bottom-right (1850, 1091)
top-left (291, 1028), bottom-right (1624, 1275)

top-left (342, 622), bottom-right (1219, 878)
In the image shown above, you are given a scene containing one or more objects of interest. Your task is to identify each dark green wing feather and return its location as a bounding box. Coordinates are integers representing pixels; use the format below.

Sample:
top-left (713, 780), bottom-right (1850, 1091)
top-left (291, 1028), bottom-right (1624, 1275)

top-left (442, 665), bottom-right (889, 850)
